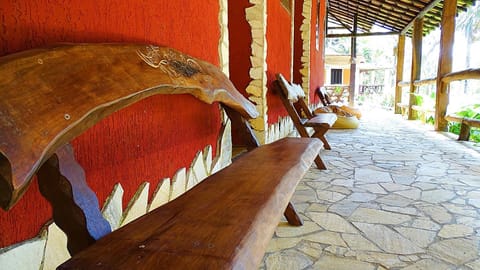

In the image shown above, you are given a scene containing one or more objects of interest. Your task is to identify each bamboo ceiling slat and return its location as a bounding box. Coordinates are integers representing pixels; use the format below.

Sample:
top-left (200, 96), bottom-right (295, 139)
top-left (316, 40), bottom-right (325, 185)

top-left (327, 0), bottom-right (476, 37)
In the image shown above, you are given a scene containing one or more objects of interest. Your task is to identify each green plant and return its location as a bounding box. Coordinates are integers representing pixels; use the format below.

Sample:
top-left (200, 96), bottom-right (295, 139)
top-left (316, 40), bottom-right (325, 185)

top-left (414, 94), bottom-right (424, 106)
top-left (425, 115), bottom-right (435, 125)
top-left (448, 122), bottom-right (461, 134)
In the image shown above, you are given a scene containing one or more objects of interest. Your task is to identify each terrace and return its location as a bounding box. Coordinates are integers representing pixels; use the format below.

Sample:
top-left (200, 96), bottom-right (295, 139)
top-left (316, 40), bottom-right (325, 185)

top-left (262, 109), bottom-right (480, 269)
top-left (1, 0), bottom-right (479, 269)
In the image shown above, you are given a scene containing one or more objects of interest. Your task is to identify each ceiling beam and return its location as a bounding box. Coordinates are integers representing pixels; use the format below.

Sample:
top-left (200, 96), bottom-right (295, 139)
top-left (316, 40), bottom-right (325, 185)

top-left (329, 1), bottom-right (408, 30)
top-left (328, 10), bottom-right (388, 32)
top-left (326, 31), bottom-right (401, 38)
top-left (328, 10), bottom-right (354, 33)
top-left (332, 0), bottom-right (408, 24)
top-left (328, 10), bottom-right (374, 31)
top-left (401, 0), bottom-right (443, 34)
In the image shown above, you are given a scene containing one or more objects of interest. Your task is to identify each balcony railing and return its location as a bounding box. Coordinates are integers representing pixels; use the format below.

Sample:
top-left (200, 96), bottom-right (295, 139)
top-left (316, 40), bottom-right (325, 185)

top-left (323, 85), bottom-right (350, 103)
top-left (359, 84), bottom-right (384, 95)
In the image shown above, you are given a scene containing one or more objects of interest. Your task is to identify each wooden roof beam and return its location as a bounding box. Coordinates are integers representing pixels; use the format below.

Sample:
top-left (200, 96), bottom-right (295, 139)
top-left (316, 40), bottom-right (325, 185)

top-left (401, 0), bottom-right (443, 34)
top-left (349, 2), bottom-right (413, 26)
top-left (330, 2), bottom-right (406, 30)
top-left (399, 0), bottom-right (431, 8)
top-left (339, 0), bottom-right (415, 23)
top-left (359, 0), bottom-right (418, 17)
top-left (328, 9), bottom-right (369, 27)
top-left (328, 11), bottom-right (372, 32)
top-left (326, 31), bottom-right (401, 38)
top-left (328, 10), bottom-right (354, 33)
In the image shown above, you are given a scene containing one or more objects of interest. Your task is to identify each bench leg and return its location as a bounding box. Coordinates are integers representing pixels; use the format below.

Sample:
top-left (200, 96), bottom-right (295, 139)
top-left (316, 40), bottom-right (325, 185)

top-left (312, 129), bottom-right (331, 150)
top-left (37, 144), bottom-right (112, 255)
top-left (459, 122), bottom-right (471, 141)
top-left (284, 202), bottom-right (303, 226)
top-left (318, 135), bottom-right (331, 150)
top-left (314, 155), bottom-right (327, 170)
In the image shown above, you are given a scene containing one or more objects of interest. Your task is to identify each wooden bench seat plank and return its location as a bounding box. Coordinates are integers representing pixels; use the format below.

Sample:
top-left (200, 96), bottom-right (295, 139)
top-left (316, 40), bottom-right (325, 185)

top-left (59, 137), bottom-right (322, 270)
top-left (304, 114), bottom-right (337, 127)
top-left (0, 43), bottom-right (259, 210)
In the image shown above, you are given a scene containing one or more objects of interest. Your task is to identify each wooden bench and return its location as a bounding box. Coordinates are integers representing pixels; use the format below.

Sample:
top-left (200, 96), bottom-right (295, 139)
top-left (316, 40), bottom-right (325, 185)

top-left (445, 114), bottom-right (480, 141)
top-left (59, 137), bottom-right (320, 269)
top-left (274, 73), bottom-right (337, 169)
top-left (0, 44), bottom-right (322, 269)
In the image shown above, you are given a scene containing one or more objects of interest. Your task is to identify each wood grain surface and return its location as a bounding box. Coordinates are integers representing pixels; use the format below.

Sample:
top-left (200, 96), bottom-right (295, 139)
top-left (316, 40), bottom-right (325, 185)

top-left (0, 44), bottom-right (258, 210)
top-left (59, 137), bottom-right (322, 270)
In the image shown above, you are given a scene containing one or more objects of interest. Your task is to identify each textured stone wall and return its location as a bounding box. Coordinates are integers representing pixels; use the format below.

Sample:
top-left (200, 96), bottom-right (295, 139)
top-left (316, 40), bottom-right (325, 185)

top-left (300, 0), bottom-right (313, 103)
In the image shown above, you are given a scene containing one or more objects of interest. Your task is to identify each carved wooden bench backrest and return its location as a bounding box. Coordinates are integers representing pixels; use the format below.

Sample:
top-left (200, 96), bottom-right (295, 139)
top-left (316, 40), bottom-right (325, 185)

top-left (0, 43), bottom-right (259, 254)
top-left (275, 73), bottom-right (314, 121)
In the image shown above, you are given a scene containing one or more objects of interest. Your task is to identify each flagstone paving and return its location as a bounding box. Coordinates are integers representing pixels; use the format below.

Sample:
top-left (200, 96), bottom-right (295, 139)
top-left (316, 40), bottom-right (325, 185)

top-left (261, 109), bottom-right (480, 270)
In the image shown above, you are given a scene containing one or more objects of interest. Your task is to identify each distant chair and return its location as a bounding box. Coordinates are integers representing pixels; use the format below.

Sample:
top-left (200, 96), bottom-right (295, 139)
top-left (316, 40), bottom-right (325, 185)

top-left (322, 85), bottom-right (349, 104)
top-left (316, 87), bottom-right (362, 120)
top-left (274, 74), bottom-right (337, 169)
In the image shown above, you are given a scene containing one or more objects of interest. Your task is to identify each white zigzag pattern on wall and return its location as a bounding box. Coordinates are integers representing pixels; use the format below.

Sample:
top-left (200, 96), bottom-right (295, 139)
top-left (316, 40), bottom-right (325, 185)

top-left (0, 116), bottom-right (232, 270)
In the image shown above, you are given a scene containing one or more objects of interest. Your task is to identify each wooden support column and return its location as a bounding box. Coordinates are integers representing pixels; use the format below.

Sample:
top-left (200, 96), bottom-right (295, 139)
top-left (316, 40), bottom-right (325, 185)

top-left (394, 35), bottom-right (406, 114)
top-left (348, 15), bottom-right (358, 106)
top-left (408, 18), bottom-right (423, 120)
top-left (435, 0), bottom-right (457, 131)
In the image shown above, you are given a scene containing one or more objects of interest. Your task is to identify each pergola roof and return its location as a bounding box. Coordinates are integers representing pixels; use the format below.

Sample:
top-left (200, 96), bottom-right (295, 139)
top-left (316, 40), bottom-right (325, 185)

top-left (327, 0), bottom-right (476, 37)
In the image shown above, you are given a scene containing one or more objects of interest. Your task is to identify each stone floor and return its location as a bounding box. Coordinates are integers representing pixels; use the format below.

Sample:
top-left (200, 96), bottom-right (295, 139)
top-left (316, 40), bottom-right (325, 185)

top-left (261, 109), bottom-right (480, 270)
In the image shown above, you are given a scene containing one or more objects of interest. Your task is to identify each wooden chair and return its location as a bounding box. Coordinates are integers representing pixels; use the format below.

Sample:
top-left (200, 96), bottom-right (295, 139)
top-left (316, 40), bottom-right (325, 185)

top-left (274, 73), bottom-right (337, 169)
top-left (0, 44), bottom-right (322, 269)
top-left (317, 86), bottom-right (334, 107)
top-left (316, 86), bottom-right (362, 120)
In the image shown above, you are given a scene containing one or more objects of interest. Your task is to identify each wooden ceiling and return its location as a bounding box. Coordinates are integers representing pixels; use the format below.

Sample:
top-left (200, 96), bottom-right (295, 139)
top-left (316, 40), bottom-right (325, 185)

top-left (327, 0), bottom-right (476, 37)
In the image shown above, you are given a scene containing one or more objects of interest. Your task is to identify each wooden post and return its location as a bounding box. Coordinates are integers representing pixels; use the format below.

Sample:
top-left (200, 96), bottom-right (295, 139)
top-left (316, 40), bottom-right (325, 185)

top-left (394, 35), bottom-right (406, 114)
top-left (408, 18), bottom-right (423, 120)
top-left (435, 0), bottom-right (457, 131)
top-left (349, 15), bottom-right (358, 106)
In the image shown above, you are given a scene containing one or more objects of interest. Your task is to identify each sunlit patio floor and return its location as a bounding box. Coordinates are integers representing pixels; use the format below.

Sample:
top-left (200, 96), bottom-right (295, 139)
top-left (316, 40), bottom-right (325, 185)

top-left (261, 108), bottom-right (480, 270)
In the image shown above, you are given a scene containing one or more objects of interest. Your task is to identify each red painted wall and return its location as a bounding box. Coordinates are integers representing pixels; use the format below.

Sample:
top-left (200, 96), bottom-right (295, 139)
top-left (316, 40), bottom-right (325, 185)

top-left (266, 0), bottom-right (293, 124)
top-left (293, 0), bottom-right (327, 104)
top-left (229, 0), bottom-right (253, 99)
top-left (0, 0), bottom-right (222, 248)
top-left (309, 0), bottom-right (327, 103)
top-left (228, 0), bottom-right (253, 145)
top-left (293, 0), bottom-right (305, 85)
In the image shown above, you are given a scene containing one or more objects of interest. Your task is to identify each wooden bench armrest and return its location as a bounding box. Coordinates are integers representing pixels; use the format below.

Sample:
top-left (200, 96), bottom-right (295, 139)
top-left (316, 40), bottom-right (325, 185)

top-left (59, 137), bottom-right (322, 269)
top-left (0, 43), bottom-right (258, 210)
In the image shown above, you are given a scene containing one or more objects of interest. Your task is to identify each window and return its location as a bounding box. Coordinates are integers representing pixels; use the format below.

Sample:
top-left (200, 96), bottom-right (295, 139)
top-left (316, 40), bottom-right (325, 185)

top-left (331, 69), bottom-right (343, 84)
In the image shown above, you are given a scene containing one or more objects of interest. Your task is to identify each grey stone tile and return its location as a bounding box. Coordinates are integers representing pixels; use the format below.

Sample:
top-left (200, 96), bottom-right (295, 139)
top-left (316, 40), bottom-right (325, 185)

top-left (353, 223), bottom-right (424, 254)
top-left (262, 109), bottom-right (480, 270)
top-left (428, 238), bottom-right (479, 266)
